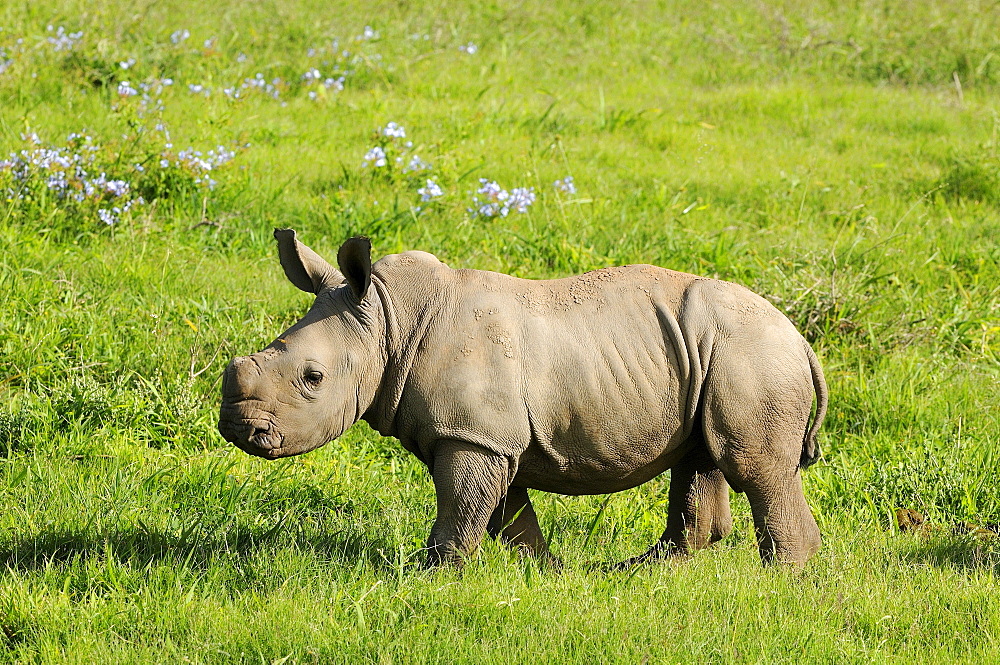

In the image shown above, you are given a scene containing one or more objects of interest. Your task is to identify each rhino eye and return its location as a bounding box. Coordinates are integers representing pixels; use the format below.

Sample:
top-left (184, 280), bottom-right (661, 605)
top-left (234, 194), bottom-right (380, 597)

top-left (304, 370), bottom-right (324, 387)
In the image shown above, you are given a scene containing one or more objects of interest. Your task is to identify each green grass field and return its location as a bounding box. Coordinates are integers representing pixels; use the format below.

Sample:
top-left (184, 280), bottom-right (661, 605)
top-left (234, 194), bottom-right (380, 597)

top-left (2, 0), bottom-right (999, 661)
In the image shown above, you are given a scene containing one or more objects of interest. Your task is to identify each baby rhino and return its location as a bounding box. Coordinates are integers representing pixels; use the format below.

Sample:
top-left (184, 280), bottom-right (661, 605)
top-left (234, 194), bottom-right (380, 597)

top-left (219, 230), bottom-right (827, 567)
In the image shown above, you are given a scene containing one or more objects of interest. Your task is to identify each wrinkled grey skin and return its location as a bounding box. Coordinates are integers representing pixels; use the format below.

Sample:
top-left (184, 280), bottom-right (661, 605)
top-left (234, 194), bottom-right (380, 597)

top-left (219, 230), bottom-right (828, 568)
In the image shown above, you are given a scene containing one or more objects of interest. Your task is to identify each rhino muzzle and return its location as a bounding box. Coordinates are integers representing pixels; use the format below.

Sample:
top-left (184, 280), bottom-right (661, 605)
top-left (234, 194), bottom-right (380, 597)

top-left (218, 407), bottom-right (286, 459)
top-left (218, 355), bottom-right (283, 457)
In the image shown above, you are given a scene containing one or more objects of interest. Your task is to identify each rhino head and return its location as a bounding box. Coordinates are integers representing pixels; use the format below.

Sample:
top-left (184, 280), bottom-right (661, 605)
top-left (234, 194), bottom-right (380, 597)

top-left (218, 230), bottom-right (385, 459)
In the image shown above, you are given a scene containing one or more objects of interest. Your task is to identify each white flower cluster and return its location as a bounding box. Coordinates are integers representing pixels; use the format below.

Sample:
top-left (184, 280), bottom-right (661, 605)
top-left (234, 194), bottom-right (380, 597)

top-left (357, 26), bottom-right (379, 41)
top-left (302, 68), bottom-right (345, 100)
top-left (46, 26), bottom-right (83, 52)
top-left (169, 146), bottom-right (236, 189)
top-left (98, 199), bottom-right (143, 225)
top-left (403, 155), bottom-right (431, 173)
top-left (363, 146), bottom-right (387, 168)
top-left (222, 73), bottom-right (286, 101)
top-left (170, 29), bottom-right (190, 45)
top-left (117, 81), bottom-right (139, 97)
top-left (381, 121), bottom-right (406, 138)
top-left (418, 179), bottom-right (443, 201)
top-left (111, 77), bottom-right (172, 121)
top-left (362, 123), bottom-right (433, 175)
top-left (471, 179), bottom-right (535, 217)
top-left (0, 132), bottom-right (145, 224)
top-left (0, 122), bottom-right (244, 225)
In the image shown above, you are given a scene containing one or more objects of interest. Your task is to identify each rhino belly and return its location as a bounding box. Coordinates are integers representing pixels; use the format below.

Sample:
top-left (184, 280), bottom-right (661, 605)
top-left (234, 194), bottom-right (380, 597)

top-left (513, 370), bottom-right (692, 496)
top-left (513, 422), bottom-right (691, 495)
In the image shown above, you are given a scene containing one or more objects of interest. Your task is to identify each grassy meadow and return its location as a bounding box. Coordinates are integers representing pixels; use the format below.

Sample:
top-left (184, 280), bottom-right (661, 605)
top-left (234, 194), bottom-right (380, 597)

top-left (1, 0), bottom-right (1000, 661)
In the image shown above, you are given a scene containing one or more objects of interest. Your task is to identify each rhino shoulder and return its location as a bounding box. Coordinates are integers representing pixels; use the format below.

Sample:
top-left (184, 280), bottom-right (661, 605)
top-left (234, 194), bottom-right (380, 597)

top-left (374, 249), bottom-right (447, 272)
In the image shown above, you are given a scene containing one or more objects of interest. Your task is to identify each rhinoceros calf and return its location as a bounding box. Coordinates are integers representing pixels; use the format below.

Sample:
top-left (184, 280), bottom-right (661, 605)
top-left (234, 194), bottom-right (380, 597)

top-left (219, 230), bottom-right (827, 567)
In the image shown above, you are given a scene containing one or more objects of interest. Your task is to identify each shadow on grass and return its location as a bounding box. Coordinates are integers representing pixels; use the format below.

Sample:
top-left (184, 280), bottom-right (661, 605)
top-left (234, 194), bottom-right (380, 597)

top-left (0, 521), bottom-right (402, 574)
top-left (897, 535), bottom-right (1000, 574)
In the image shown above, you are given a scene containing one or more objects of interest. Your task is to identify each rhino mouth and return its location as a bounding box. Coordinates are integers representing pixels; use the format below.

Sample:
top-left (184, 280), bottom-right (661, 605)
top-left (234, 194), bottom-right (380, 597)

top-left (218, 407), bottom-right (286, 460)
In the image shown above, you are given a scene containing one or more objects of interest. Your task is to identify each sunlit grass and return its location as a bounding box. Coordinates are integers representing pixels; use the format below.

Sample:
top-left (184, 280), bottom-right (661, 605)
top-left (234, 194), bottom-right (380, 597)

top-left (1, 0), bottom-right (999, 661)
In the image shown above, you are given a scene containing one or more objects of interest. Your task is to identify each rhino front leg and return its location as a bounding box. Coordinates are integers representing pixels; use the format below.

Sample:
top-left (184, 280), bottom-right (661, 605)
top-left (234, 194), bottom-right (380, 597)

top-left (654, 441), bottom-right (733, 554)
top-left (661, 444), bottom-right (733, 553)
top-left (426, 440), bottom-right (510, 567)
top-left (486, 486), bottom-right (557, 562)
top-left (616, 442), bottom-right (732, 568)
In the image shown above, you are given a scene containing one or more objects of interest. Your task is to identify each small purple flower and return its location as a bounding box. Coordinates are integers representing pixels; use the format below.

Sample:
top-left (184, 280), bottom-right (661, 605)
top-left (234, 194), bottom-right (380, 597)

top-left (403, 155), bottom-right (431, 173)
top-left (104, 179), bottom-right (130, 197)
top-left (458, 42), bottom-right (478, 55)
top-left (477, 179), bottom-right (508, 201)
top-left (170, 29), bottom-right (190, 45)
top-left (553, 176), bottom-right (576, 194)
top-left (472, 179), bottom-right (533, 217)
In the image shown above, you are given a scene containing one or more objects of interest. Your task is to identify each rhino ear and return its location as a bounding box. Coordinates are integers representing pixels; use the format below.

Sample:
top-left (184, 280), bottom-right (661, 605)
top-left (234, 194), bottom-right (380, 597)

top-left (274, 229), bottom-right (345, 294)
top-left (337, 236), bottom-right (372, 302)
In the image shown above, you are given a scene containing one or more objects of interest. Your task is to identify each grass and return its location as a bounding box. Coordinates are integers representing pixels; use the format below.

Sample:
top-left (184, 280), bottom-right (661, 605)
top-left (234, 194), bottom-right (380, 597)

top-left (1, 0), bottom-right (1000, 661)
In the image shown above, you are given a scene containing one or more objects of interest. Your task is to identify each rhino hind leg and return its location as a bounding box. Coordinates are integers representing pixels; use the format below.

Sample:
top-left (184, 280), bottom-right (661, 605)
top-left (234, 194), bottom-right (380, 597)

top-left (740, 470), bottom-right (820, 565)
top-left (701, 367), bottom-right (822, 567)
top-left (486, 486), bottom-right (558, 564)
top-left (615, 441), bottom-right (733, 569)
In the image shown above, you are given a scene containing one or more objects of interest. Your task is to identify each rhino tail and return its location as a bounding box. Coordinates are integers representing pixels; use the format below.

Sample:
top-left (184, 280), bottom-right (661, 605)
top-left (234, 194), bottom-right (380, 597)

top-left (800, 342), bottom-right (828, 469)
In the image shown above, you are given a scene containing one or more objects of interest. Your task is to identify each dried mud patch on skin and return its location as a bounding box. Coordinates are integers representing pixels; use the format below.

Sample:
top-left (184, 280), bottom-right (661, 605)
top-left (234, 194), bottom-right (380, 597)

top-left (485, 322), bottom-right (514, 358)
top-left (724, 300), bottom-right (772, 324)
top-left (515, 268), bottom-right (629, 313)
